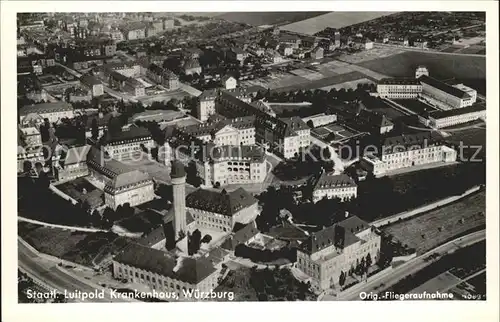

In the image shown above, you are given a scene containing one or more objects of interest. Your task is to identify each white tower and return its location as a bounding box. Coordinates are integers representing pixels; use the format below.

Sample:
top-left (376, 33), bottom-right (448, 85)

top-left (170, 160), bottom-right (187, 249)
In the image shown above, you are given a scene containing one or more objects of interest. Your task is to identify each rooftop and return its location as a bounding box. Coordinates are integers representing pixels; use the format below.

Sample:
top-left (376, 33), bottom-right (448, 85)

top-left (102, 125), bottom-right (151, 145)
top-left (378, 78), bottom-right (422, 86)
top-left (314, 173), bottom-right (357, 191)
top-left (418, 75), bottom-right (471, 99)
top-left (19, 101), bottom-right (73, 116)
top-left (186, 187), bottom-right (257, 217)
top-left (113, 243), bottom-right (216, 284)
top-left (428, 104), bottom-right (486, 119)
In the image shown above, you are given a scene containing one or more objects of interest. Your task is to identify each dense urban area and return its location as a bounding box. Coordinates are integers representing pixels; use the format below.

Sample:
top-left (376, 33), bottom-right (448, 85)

top-left (17, 11), bottom-right (486, 303)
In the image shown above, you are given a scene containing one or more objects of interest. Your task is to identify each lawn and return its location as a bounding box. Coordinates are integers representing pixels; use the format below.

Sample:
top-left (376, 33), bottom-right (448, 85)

top-left (19, 223), bottom-right (90, 258)
top-left (215, 267), bottom-right (259, 301)
top-left (357, 51), bottom-right (486, 94)
top-left (272, 71), bottom-right (367, 92)
top-left (56, 178), bottom-right (104, 208)
top-left (18, 222), bottom-right (133, 267)
top-left (383, 191), bottom-right (485, 254)
top-left (445, 126), bottom-right (486, 160)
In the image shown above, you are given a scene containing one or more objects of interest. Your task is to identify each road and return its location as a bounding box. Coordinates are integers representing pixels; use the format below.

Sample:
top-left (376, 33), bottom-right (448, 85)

top-left (324, 230), bottom-right (485, 300)
top-left (18, 239), bottom-right (133, 303)
top-left (373, 43), bottom-right (485, 57)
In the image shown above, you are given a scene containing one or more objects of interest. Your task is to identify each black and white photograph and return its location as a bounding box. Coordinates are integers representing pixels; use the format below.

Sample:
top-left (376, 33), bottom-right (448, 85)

top-left (2, 2), bottom-right (499, 322)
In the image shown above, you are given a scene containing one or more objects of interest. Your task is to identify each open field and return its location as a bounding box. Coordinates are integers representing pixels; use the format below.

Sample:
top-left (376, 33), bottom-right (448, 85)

top-left (338, 46), bottom-right (405, 64)
top-left (273, 71), bottom-right (367, 92)
top-left (217, 12), bottom-right (327, 27)
top-left (281, 12), bottom-right (394, 35)
top-left (364, 97), bottom-right (408, 120)
top-left (357, 51), bottom-right (486, 94)
top-left (267, 102), bottom-right (312, 115)
top-left (383, 191), bottom-right (485, 254)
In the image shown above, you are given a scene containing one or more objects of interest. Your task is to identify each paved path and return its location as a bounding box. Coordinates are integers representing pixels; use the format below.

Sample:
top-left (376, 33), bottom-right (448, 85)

top-left (18, 216), bottom-right (107, 233)
top-left (324, 230), bottom-right (485, 300)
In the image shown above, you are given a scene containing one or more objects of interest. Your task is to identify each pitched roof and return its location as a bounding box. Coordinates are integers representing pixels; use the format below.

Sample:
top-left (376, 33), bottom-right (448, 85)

top-left (221, 221), bottom-right (259, 250)
top-left (19, 102), bottom-right (73, 116)
top-left (428, 104), bottom-right (485, 119)
top-left (102, 125), bottom-right (151, 145)
top-left (378, 78), bottom-right (422, 86)
top-left (211, 145), bottom-right (265, 163)
top-left (199, 88), bottom-right (219, 101)
top-left (113, 243), bottom-right (216, 284)
top-left (186, 187), bottom-right (257, 216)
top-left (314, 173), bottom-right (357, 191)
top-left (418, 75), bottom-right (471, 99)
top-left (80, 75), bottom-right (102, 86)
top-left (382, 132), bottom-right (440, 152)
top-left (110, 170), bottom-right (151, 189)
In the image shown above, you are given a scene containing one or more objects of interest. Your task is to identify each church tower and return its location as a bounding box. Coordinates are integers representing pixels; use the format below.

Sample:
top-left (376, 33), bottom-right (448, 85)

top-left (170, 160), bottom-right (187, 247)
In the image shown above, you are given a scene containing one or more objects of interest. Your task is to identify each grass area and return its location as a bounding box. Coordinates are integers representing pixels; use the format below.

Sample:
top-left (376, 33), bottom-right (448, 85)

top-left (445, 126), bottom-right (486, 159)
top-left (357, 51), bottom-right (486, 95)
top-left (217, 12), bottom-right (327, 27)
top-left (383, 191), bottom-right (485, 254)
top-left (117, 209), bottom-right (164, 234)
top-left (267, 103), bottom-right (312, 115)
top-left (19, 223), bottom-right (90, 258)
top-left (273, 71), bottom-right (367, 92)
top-left (18, 222), bottom-right (133, 267)
top-left (281, 12), bottom-right (394, 35)
top-left (56, 178), bottom-right (103, 208)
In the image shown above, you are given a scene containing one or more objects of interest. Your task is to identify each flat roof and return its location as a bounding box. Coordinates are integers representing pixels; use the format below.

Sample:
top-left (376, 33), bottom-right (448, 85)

top-left (419, 75), bottom-right (471, 99)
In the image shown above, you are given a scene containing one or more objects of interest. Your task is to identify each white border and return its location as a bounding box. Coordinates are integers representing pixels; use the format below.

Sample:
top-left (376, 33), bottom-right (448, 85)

top-left (2, 2), bottom-right (499, 322)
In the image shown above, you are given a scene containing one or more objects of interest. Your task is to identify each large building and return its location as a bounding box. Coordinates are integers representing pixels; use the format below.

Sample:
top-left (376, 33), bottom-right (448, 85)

top-left (86, 147), bottom-right (155, 209)
top-left (101, 125), bottom-right (155, 160)
top-left (419, 75), bottom-right (476, 109)
top-left (80, 75), bottom-right (104, 97)
top-left (377, 78), bottom-right (423, 99)
top-left (296, 215), bottom-right (381, 291)
top-left (426, 104), bottom-right (486, 129)
top-left (360, 132), bottom-right (458, 176)
top-left (54, 145), bottom-right (92, 182)
top-left (186, 188), bottom-right (258, 233)
top-left (176, 115), bottom-right (256, 146)
top-left (111, 163), bottom-right (257, 300)
top-left (19, 102), bottom-right (75, 126)
top-left (312, 173), bottom-right (357, 203)
top-left (215, 91), bottom-right (311, 159)
top-left (197, 89), bottom-right (218, 122)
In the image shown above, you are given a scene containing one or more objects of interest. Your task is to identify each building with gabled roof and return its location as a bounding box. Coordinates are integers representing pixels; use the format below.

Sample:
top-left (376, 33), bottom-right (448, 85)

top-left (312, 172), bottom-right (357, 203)
top-left (19, 101), bottom-right (75, 126)
top-left (101, 125), bottom-right (155, 160)
top-left (297, 215), bottom-right (381, 290)
top-left (186, 188), bottom-right (258, 232)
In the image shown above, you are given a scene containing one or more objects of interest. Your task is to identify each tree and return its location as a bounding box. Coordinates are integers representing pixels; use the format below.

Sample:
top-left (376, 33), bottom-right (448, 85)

top-left (306, 120), bottom-right (314, 128)
top-left (339, 270), bottom-right (346, 287)
top-left (365, 253), bottom-right (372, 270)
top-left (91, 118), bottom-right (99, 140)
top-left (201, 234), bottom-right (212, 244)
top-left (322, 147), bottom-right (331, 160)
top-left (188, 229), bottom-right (202, 255)
top-left (23, 161), bottom-right (33, 174)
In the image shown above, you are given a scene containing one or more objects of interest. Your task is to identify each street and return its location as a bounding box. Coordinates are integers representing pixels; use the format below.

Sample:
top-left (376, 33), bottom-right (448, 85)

top-left (18, 239), bottom-right (134, 303)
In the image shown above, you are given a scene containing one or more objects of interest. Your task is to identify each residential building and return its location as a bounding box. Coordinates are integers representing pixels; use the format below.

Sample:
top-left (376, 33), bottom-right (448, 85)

top-left (142, 63), bottom-right (179, 90)
top-left (377, 78), bottom-right (423, 99)
top-left (19, 126), bottom-right (42, 147)
top-left (356, 109), bottom-right (394, 135)
top-left (227, 47), bottom-right (248, 64)
top-left (279, 33), bottom-right (301, 49)
top-left (309, 46), bottom-right (324, 60)
top-left (54, 145), bottom-right (91, 182)
top-left (183, 59), bottom-right (202, 75)
top-left (221, 75), bottom-right (237, 90)
top-left (279, 45), bottom-right (294, 57)
top-left (197, 89), bottom-right (218, 122)
top-left (302, 114), bottom-right (337, 128)
top-left (121, 23), bottom-right (146, 40)
top-left (419, 75), bottom-right (476, 109)
top-left (80, 75), bottom-right (104, 97)
top-left (163, 19), bottom-right (175, 30)
top-left (296, 216), bottom-right (381, 290)
top-left (124, 78), bottom-right (145, 97)
top-left (19, 102), bottom-right (75, 126)
top-left (186, 188), bottom-right (259, 232)
top-left (312, 173), bottom-right (357, 203)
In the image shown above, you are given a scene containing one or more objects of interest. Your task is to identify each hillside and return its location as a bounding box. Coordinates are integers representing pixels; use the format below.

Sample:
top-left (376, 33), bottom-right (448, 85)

top-left (281, 11), bottom-right (395, 35)
top-left (358, 51), bottom-right (486, 94)
top-left (216, 12), bottom-right (328, 27)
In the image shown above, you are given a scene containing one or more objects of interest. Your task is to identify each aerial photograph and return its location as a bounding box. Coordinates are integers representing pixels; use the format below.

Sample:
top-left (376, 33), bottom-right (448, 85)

top-left (16, 11), bottom-right (487, 303)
